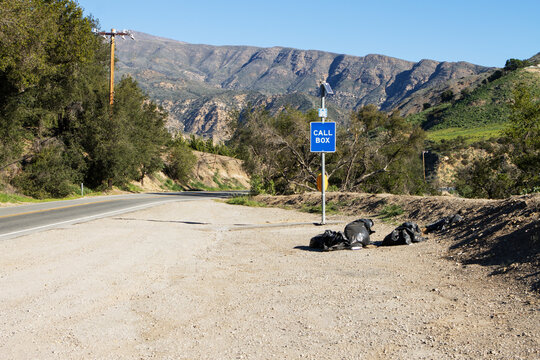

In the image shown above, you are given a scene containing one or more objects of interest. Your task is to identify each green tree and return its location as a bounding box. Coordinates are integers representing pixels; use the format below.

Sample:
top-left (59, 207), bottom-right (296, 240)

top-left (336, 107), bottom-right (427, 194)
top-left (0, 0), bottom-right (108, 173)
top-left (83, 107), bottom-right (135, 188)
top-left (228, 105), bottom-right (428, 195)
top-left (1, 1), bottom-right (175, 196)
top-left (113, 77), bottom-right (170, 185)
top-left (504, 58), bottom-right (530, 72)
top-left (166, 140), bottom-right (197, 184)
top-left (454, 85), bottom-right (540, 199)
top-left (79, 77), bottom-right (171, 189)
top-left (505, 85), bottom-right (540, 191)
top-left (487, 70), bottom-right (503, 82)
top-left (455, 155), bottom-right (519, 199)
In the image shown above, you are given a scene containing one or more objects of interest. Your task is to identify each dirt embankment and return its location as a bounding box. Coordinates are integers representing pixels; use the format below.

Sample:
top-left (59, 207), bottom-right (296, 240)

top-left (189, 151), bottom-right (249, 190)
top-left (256, 192), bottom-right (540, 293)
top-left (115, 151), bottom-right (249, 194)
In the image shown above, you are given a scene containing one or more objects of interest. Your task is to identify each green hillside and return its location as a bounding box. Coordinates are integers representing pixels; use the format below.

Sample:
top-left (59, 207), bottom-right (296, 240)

top-left (408, 66), bottom-right (540, 141)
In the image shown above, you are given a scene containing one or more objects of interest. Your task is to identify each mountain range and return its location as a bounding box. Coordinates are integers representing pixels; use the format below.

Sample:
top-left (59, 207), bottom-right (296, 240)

top-left (114, 32), bottom-right (494, 139)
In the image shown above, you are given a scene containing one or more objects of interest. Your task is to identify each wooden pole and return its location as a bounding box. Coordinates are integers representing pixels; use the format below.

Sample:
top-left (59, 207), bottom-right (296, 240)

top-left (109, 30), bottom-right (116, 107)
top-left (95, 28), bottom-right (132, 109)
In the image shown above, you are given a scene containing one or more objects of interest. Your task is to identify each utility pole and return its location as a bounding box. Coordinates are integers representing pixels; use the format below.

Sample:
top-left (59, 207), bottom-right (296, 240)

top-left (93, 28), bottom-right (134, 107)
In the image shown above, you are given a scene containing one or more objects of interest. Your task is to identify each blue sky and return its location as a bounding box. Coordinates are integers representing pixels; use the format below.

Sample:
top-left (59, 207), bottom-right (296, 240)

top-left (77, 0), bottom-right (540, 67)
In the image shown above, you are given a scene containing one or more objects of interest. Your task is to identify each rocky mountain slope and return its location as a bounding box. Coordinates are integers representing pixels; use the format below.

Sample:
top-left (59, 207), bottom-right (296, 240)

top-left (115, 32), bottom-right (493, 138)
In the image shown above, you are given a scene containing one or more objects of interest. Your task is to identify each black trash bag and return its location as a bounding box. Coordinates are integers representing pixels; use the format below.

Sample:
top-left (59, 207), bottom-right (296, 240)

top-left (309, 230), bottom-right (350, 251)
top-left (344, 219), bottom-right (375, 249)
top-left (425, 214), bottom-right (463, 233)
top-left (382, 222), bottom-right (426, 246)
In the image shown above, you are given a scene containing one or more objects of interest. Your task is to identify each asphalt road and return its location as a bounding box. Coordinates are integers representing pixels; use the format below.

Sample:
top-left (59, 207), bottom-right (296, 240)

top-left (0, 191), bottom-right (244, 240)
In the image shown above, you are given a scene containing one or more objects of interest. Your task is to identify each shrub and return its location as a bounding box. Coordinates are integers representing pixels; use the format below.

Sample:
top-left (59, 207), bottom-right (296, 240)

top-left (12, 144), bottom-right (76, 199)
top-left (441, 90), bottom-right (454, 102)
top-left (379, 204), bottom-right (404, 220)
top-left (226, 196), bottom-right (266, 207)
top-left (162, 178), bottom-right (183, 191)
top-left (249, 175), bottom-right (276, 195)
top-left (487, 70), bottom-right (503, 82)
top-left (454, 156), bottom-right (519, 199)
top-left (301, 201), bottom-right (339, 214)
top-left (165, 143), bottom-right (197, 183)
top-left (504, 58), bottom-right (530, 71)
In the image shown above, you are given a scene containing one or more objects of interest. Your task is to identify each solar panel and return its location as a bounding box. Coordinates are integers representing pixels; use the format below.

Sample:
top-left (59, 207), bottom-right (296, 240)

top-left (320, 82), bottom-right (334, 96)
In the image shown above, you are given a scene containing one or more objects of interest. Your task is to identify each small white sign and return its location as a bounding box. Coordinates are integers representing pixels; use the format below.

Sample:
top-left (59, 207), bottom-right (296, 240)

top-left (318, 108), bottom-right (327, 118)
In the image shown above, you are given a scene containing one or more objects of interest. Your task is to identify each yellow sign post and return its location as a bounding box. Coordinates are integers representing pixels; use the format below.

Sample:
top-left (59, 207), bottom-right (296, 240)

top-left (317, 173), bottom-right (328, 192)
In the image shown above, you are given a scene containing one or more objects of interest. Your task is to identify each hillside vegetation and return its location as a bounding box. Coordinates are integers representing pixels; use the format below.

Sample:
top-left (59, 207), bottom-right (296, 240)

top-left (225, 66), bottom-right (540, 199)
top-left (408, 64), bottom-right (540, 141)
top-left (228, 106), bottom-right (428, 196)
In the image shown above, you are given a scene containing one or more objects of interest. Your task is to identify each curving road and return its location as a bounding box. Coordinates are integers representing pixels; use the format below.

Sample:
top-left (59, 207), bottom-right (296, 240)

top-left (0, 191), bottom-right (244, 240)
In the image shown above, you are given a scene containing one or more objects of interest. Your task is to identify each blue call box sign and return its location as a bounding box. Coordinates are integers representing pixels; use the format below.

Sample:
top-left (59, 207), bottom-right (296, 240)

top-left (310, 122), bottom-right (336, 152)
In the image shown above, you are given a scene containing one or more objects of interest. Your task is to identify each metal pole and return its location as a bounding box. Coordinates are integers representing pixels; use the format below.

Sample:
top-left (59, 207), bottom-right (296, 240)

top-left (322, 153), bottom-right (326, 224)
top-left (321, 94), bottom-right (326, 225)
top-left (81, 183), bottom-right (84, 197)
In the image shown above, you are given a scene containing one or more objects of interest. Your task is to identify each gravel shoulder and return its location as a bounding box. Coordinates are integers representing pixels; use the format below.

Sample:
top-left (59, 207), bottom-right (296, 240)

top-left (0, 200), bottom-right (538, 359)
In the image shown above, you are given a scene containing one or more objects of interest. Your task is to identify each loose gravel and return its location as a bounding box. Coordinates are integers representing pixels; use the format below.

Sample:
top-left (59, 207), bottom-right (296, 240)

top-left (0, 200), bottom-right (538, 359)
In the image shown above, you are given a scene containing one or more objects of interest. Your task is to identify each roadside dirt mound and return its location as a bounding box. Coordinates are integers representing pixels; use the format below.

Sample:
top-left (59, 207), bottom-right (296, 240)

top-left (190, 151), bottom-right (249, 190)
top-left (130, 172), bottom-right (169, 192)
top-left (131, 152), bottom-right (249, 192)
top-left (256, 192), bottom-right (540, 293)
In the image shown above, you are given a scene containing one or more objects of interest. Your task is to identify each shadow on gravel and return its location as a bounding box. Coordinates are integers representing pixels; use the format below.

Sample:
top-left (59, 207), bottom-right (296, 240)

top-left (113, 217), bottom-right (209, 225)
top-left (294, 241), bottom-right (384, 252)
top-left (520, 271), bottom-right (540, 292)
top-left (148, 191), bottom-right (247, 199)
top-left (294, 246), bottom-right (324, 252)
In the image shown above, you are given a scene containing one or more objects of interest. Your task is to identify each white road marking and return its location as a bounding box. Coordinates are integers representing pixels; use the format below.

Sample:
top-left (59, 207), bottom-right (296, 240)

top-left (0, 200), bottom-right (174, 239)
